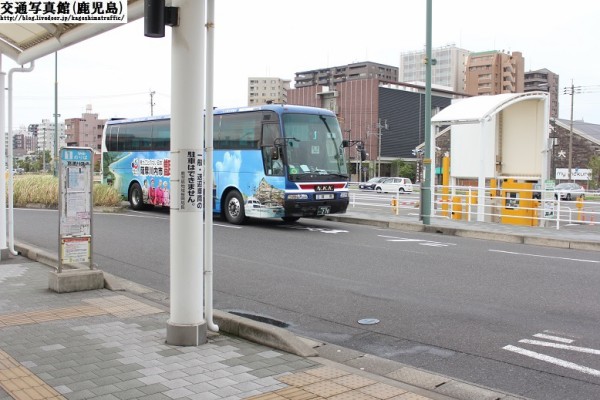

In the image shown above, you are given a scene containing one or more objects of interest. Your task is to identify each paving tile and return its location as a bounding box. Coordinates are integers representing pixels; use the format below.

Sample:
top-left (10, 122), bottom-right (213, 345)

top-left (333, 374), bottom-right (378, 389)
top-left (305, 366), bottom-right (350, 380)
top-left (278, 372), bottom-right (324, 387)
top-left (357, 383), bottom-right (408, 399)
top-left (303, 380), bottom-right (351, 397)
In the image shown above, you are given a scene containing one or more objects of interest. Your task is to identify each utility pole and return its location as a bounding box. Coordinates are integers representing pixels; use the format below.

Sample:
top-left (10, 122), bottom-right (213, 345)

top-left (150, 90), bottom-right (156, 116)
top-left (377, 119), bottom-right (388, 177)
top-left (567, 81), bottom-right (575, 181)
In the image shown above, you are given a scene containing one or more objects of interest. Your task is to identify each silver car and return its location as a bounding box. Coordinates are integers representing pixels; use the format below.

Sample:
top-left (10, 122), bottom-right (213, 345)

top-left (554, 182), bottom-right (585, 200)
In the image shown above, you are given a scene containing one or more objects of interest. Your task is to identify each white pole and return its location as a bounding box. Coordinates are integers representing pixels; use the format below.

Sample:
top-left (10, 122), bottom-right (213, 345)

top-left (0, 55), bottom-right (6, 259)
top-left (477, 120), bottom-right (486, 222)
top-left (8, 62), bottom-right (35, 256)
top-left (167, 0), bottom-right (207, 346)
top-left (204, 0), bottom-right (218, 333)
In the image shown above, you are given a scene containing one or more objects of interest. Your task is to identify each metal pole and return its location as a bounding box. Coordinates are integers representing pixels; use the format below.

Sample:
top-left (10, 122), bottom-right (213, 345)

top-left (42, 128), bottom-right (46, 172)
top-left (54, 52), bottom-right (58, 177)
top-left (377, 120), bottom-right (381, 177)
top-left (422, 0), bottom-right (433, 225)
top-left (568, 80), bottom-right (574, 182)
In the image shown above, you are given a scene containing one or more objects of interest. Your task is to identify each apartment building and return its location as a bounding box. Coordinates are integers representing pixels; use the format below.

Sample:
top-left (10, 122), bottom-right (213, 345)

top-left (464, 50), bottom-right (524, 95)
top-left (247, 77), bottom-right (290, 105)
top-left (400, 44), bottom-right (470, 92)
top-left (294, 61), bottom-right (398, 89)
top-left (64, 105), bottom-right (106, 153)
top-left (524, 68), bottom-right (559, 119)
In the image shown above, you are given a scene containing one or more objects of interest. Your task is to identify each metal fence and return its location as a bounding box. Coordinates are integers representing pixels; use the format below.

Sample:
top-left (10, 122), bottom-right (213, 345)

top-left (348, 182), bottom-right (600, 230)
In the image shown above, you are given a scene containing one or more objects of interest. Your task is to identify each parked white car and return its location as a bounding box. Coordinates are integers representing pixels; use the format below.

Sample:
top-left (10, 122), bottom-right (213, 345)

top-left (554, 182), bottom-right (585, 200)
top-left (374, 177), bottom-right (413, 194)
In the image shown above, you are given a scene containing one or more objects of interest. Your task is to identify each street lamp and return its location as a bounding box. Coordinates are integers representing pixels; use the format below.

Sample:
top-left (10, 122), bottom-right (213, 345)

top-left (563, 81), bottom-right (579, 182)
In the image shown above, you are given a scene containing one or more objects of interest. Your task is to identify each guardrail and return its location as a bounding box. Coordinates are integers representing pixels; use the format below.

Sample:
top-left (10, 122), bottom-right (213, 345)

top-left (348, 182), bottom-right (600, 230)
top-left (431, 185), bottom-right (599, 230)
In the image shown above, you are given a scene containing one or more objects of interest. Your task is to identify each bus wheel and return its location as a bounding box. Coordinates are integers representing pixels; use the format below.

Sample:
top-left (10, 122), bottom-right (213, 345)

top-left (224, 191), bottom-right (246, 224)
top-left (282, 216), bottom-right (300, 223)
top-left (129, 182), bottom-right (144, 210)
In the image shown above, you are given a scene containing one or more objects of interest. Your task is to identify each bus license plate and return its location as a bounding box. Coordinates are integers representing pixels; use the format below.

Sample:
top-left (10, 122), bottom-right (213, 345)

top-left (316, 194), bottom-right (334, 200)
top-left (317, 206), bottom-right (331, 215)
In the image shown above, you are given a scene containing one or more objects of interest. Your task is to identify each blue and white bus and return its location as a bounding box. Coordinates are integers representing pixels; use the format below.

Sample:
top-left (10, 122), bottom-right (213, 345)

top-left (102, 105), bottom-right (362, 224)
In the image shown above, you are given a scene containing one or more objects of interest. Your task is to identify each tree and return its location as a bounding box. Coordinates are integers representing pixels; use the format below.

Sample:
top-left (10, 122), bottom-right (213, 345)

top-left (391, 160), bottom-right (416, 181)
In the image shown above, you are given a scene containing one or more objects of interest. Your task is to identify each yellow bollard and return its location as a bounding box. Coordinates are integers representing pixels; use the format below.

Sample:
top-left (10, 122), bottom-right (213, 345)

top-left (576, 196), bottom-right (584, 221)
top-left (451, 196), bottom-right (462, 220)
top-left (391, 197), bottom-right (398, 215)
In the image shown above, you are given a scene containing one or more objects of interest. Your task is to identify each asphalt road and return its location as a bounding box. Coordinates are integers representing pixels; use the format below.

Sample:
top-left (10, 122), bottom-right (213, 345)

top-left (13, 207), bottom-right (600, 400)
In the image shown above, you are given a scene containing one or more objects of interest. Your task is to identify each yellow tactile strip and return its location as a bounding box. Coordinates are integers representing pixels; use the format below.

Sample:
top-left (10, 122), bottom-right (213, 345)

top-left (0, 295), bottom-right (163, 328)
top-left (247, 366), bottom-right (432, 400)
top-left (0, 350), bottom-right (65, 400)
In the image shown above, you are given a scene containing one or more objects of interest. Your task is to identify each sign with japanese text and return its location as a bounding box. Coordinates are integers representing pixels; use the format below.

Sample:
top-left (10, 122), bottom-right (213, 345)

top-left (178, 149), bottom-right (203, 212)
top-left (59, 147), bottom-right (93, 271)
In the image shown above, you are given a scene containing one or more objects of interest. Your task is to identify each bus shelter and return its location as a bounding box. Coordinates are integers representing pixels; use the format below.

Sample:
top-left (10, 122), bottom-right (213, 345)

top-left (429, 92), bottom-right (550, 222)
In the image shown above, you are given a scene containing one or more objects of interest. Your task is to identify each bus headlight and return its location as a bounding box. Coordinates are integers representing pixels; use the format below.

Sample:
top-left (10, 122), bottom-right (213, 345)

top-left (340, 192), bottom-right (349, 198)
top-left (287, 194), bottom-right (309, 200)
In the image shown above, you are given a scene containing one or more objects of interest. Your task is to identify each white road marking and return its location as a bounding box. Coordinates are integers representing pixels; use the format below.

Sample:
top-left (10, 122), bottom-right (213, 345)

top-left (378, 235), bottom-right (456, 247)
top-left (284, 226), bottom-right (348, 234)
top-left (519, 339), bottom-right (600, 355)
top-left (533, 333), bottom-right (574, 343)
top-left (489, 249), bottom-right (600, 264)
top-left (503, 345), bottom-right (600, 377)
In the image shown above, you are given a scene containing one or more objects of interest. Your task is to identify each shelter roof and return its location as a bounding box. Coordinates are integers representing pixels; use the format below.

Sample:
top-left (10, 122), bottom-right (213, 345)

top-left (0, 0), bottom-right (143, 65)
top-left (431, 92), bottom-right (547, 125)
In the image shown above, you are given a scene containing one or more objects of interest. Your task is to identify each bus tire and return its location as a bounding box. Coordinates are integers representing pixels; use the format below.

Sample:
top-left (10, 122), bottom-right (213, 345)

top-left (129, 182), bottom-right (144, 210)
top-left (224, 190), bottom-right (246, 224)
top-left (282, 216), bottom-right (300, 223)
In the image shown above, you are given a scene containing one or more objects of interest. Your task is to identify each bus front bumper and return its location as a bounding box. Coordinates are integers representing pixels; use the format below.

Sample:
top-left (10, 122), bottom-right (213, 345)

top-left (283, 198), bottom-right (349, 217)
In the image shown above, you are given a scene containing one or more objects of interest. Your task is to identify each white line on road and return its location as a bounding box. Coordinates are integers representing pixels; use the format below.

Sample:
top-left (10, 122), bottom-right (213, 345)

top-left (533, 333), bottom-right (574, 343)
top-left (519, 339), bottom-right (600, 355)
top-left (503, 345), bottom-right (600, 377)
top-left (378, 235), bottom-right (456, 247)
top-left (489, 249), bottom-right (600, 264)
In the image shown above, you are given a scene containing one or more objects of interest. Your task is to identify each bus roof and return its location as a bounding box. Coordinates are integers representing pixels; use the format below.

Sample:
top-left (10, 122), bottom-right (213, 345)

top-left (105, 104), bottom-right (336, 125)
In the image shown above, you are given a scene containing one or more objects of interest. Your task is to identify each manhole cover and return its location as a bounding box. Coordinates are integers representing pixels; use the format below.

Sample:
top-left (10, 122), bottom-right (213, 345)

top-left (358, 318), bottom-right (380, 325)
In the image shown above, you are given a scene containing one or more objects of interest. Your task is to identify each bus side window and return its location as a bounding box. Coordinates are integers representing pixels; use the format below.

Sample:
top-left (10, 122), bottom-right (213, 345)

top-left (153, 120), bottom-right (170, 151)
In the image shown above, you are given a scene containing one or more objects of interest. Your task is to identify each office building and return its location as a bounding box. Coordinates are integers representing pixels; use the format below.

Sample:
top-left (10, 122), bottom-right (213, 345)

top-left (464, 50), bottom-right (524, 95)
top-left (294, 62), bottom-right (398, 89)
top-left (247, 77), bottom-right (290, 105)
top-left (400, 44), bottom-right (470, 92)
top-left (64, 105), bottom-right (106, 153)
top-left (524, 68), bottom-right (559, 119)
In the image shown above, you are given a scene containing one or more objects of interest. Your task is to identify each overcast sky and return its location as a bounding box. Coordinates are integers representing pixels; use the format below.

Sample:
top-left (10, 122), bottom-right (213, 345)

top-left (3, 0), bottom-right (600, 128)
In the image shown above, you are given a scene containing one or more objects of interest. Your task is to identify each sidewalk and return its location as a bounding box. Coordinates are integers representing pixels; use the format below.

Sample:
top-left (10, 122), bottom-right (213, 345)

top-left (0, 251), bottom-right (526, 400)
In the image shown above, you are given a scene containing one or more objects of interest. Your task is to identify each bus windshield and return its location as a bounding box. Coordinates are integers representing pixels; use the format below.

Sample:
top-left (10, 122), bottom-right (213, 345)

top-left (282, 113), bottom-right (348, 179)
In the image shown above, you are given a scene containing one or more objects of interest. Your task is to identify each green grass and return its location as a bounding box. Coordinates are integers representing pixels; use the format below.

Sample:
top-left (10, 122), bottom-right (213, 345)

top-left (12, 175), bottom-right (122, 208)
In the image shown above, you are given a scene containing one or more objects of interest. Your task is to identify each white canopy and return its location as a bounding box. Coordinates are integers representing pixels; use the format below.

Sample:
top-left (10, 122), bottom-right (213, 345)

top-left (431, 92), bottom-right (547, 125)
